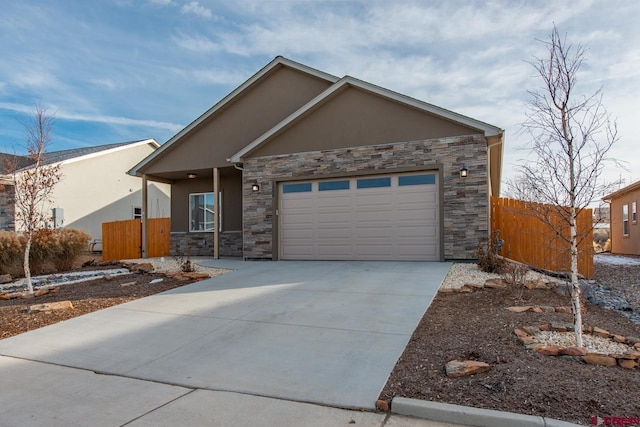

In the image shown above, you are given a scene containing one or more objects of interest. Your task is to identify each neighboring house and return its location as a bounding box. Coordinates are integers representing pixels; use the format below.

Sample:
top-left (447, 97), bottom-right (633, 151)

top-left (602, 181), bottom-right (640, 255)
top-left (130, 56), bottom-right (504, 261)
top-left (0, 139), bottom-right (170, 243)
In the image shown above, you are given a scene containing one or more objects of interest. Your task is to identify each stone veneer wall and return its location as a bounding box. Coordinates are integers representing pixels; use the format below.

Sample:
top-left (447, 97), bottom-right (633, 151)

top-left (0, 185), bottom-right (16, 231)
top-left (242, 135), bottom-right (489, 260)
top-left (170, 231), bottom-right (242, 257)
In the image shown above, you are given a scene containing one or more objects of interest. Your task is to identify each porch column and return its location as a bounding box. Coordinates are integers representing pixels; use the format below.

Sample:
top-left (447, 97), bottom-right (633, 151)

top-left (213, 167), bottom-right (220, 259)
top-left (141, 174), bottom-right (148, 259)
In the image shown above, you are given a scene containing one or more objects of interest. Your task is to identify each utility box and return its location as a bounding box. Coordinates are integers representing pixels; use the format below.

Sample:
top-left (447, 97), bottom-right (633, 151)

top-left (52, 207), bottom-right (64, 228)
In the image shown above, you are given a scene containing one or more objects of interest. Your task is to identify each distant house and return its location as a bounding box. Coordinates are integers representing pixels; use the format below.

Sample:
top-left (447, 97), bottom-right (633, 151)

top-left (602, 181), bottom-right (640, 255)
top-left (130, 56), bottom-right (504, 261)
top-left (0, 139), bottom-right (170, 243)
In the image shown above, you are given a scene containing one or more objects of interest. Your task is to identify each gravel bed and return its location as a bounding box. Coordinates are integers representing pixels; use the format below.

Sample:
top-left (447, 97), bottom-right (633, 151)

top-left (439, 262), bottom-right (560, 290)
top-left (530, 330), bottom-right (634, 354)
top-left (121, 256), bottom-right (231, 278)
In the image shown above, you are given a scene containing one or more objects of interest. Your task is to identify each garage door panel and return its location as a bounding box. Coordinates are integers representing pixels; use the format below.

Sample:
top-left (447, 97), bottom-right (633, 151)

top-left (280, 172), bottom-right (440, 261)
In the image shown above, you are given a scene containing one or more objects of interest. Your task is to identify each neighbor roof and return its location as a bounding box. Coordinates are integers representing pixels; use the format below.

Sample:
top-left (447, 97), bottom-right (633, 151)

top-left (602, 180), bottom-right (640, 201)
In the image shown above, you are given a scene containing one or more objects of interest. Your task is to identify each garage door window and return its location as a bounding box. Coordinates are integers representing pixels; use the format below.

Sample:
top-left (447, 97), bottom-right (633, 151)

top-left (399, 174), bottom-right (436, 186)
top-left (319, 180), bottom-right (350, 191)
top-left (357, 177), bottom-right (391, 189)
top-left (282, 183), bottom-right (312, 193)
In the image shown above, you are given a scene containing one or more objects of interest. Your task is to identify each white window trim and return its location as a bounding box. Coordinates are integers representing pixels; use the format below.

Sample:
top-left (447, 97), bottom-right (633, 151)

top-left (189, 192), bottom-right (215, 233)
top-left (623, 204), bottom-right (629, 236)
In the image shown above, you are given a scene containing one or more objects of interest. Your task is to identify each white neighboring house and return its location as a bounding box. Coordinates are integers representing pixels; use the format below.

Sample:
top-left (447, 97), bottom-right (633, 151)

top-left (0, 139), bottom-right (170, 246)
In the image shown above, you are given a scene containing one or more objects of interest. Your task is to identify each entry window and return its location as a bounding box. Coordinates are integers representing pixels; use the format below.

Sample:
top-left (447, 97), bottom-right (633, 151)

top-left (623, 204), bottom-right (629, 236)
top-left (282, 183), bottom-right (312, 193)
top-left (398, 174), bottom-right (436, 186)
top-left (357, 177), bottom-right (391, 189)
top-left (190, 192), bottom-right (215, 232)
top-left (319, 180), bottom-right (350, 191)
top-left (633, 201), bottom-right (637, 224)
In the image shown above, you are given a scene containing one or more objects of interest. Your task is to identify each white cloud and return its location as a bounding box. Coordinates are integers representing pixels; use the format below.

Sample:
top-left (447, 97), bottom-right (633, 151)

top-left (172, 33), bottom-right (220, 52)
top-left (181, 1), bottom-right (214, 19)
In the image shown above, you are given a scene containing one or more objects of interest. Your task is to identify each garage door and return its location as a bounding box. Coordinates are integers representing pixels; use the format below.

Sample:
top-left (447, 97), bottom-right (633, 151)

top-left (279, 172), bottom-right (439, 261)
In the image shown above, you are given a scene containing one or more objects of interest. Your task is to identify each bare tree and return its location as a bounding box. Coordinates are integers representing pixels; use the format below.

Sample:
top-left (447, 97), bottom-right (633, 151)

top-left (510, 25), bottom-right (619, 347)
top-left (9, 105), bottom-right (62, 294)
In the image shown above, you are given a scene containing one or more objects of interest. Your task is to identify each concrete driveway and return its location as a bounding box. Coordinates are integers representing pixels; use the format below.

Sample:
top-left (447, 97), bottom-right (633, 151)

top-left (0, 260), bottom-right (451, 419)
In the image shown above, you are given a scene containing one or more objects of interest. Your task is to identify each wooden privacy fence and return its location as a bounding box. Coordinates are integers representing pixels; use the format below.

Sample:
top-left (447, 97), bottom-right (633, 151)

top-left (490, 197), bottom-right (594, 279)
top-left (102, 218), bottom-right (170, 261)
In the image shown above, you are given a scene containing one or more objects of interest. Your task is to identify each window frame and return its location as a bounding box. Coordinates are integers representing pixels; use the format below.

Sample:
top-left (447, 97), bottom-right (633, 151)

top-left (189, 192), bottom-right (215, 233)
top-left (133, 206), bottom-right (142, 220)
top-left (622, 204), bottom-right (629, 236)
top-left (632, 201), bottom-right (637, 224)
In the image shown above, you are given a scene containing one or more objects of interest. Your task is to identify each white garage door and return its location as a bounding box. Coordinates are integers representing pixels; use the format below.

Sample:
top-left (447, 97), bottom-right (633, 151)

top-left (279, 172), bottom-right (439, 261)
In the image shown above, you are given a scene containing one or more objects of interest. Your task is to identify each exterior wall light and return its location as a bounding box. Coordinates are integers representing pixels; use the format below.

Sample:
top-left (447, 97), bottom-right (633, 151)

top-left (251, 183), bottom-right (260, 192)
top-left (187, 173), bottom-right (198, 179)
top-left (459, 165), bottom-right (468, 178)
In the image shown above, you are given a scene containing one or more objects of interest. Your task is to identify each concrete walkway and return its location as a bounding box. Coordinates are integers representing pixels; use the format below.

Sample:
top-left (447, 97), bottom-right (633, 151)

top-left (0, 260), bottom-right (457, 426)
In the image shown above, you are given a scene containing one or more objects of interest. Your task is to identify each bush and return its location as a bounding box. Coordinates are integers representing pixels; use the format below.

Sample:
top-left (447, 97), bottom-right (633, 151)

top-left (26, 229), bottom-right (56, 275)
top-left (50, 228), bottom-right (91, 272)
top-left (501, 262), bottom-right (529, 300)
top-left (475, 231), bottom-right (505, 273)
top-left (0, 230), bottom-right (23, 275)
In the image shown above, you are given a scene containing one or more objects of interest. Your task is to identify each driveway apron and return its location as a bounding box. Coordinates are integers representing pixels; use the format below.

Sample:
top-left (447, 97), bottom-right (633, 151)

top-left (0, 260), bottom-right (451, 410)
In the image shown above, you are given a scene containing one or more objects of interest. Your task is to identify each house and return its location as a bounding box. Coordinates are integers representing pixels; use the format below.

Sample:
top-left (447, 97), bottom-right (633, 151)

top-left (129, 57), bottom-right (504, 261)
top-left (602, 181), bottom-right (640, 255)
top-left (1, 139), bottom-right (170, 244)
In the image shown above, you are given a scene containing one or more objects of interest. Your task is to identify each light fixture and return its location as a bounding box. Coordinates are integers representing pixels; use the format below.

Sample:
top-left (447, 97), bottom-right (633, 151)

top-left (459, 165), bottom-right (468, 178)
top-left (187, 173), bottom-right (197, 179)
top-left (251, 182), bottom-right (260, 192)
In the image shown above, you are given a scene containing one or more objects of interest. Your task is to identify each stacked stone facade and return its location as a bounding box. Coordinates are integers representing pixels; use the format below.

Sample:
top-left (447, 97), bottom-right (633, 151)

top-left (242, 135), bottom-right (489, 260)
top-left (170, 230), bottom-right (242, 257)
top-left (0, 185), bottom-right (16, 231)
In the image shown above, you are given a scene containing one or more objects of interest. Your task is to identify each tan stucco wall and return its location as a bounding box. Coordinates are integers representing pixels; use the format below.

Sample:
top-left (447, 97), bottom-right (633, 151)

top-left (17, 143), bottom-right (171, 241)
top-left (144, 66), bottom-right (333, 175)
top-left (250, 86), bottom-right (480, 158)
top-left (610, 188), bottom-right (640, 255)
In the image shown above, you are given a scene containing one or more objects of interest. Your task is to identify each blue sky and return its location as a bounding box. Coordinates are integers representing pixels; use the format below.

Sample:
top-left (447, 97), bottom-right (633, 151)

top-left (1, 0), bottom-right (638, 189)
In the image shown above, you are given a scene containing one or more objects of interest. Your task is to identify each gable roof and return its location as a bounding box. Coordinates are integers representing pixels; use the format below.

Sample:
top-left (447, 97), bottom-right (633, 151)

top-left (229, 75), bottom-right (503, 163)
top-left (602, 180), bottom-right (640, 201)
top-left (2, 139), bottom-right (158, 174)
top-left (129, 56), bottom-right (339, 177)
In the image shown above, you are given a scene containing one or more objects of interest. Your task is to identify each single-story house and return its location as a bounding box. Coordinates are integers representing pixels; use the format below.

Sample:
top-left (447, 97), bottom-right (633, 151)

top-left (129, 56), bottom-right (504, 261)
top-left (602, 180), bottom-right (640, 255)
top-left (1, 139), bottom-right (170, 243)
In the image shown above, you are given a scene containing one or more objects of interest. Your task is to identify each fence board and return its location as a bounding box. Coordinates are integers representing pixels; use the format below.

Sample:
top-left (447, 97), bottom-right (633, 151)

top-left (102, 217), bottom-right (170, 261)
top-left (490, 197), bottom-right (594, 279)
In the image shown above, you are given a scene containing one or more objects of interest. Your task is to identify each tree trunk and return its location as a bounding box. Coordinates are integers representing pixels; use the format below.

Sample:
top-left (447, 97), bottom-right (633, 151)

top-left (570, 211), bottom-right (584, 347)
top-left (23, 233), bottom-right (34, 295)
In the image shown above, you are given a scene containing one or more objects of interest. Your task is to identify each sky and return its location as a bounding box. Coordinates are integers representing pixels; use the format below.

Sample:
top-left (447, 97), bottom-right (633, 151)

top-left (1, 0), bottom-right (638, 193)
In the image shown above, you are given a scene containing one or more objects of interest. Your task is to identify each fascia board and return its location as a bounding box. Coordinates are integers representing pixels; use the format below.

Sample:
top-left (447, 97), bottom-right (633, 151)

top-left (129, 56), bottom-right (340, 176)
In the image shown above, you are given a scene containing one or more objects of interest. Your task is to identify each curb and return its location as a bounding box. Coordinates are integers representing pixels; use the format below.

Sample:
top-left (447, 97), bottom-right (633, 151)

top-left (391, 397), bottom-right (582, 427)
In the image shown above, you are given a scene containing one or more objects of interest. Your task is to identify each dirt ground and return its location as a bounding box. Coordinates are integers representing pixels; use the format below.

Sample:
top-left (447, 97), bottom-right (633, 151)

top-left (2, 256), bottom-right (639, 425)
top-left (379, 267), bottom-right (640, 426)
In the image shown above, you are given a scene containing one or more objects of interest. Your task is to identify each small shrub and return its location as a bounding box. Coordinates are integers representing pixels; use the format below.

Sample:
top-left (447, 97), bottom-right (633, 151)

top-left (172, 242), bottom-right (195, 273)
top-left (603, 239), bottom-right (611, 253)
top-left (0, 231), bottom-right (23, 274)
top-left (50, 228), bottom-right (91, 272)
top-left (475, 232), bottom-right (505, 273)
top-left (25, 229), bottom-right (57, 275)
top-left (502, 262), bottom-right (529, 300)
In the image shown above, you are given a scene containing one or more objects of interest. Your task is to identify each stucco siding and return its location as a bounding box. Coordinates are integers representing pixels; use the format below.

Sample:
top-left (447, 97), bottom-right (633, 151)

top-left (144, 66), bottom-right (333, 174)
top-left (610, 188), bottom-right (640, 255)
top-left (250, 86), bottom-right (480, 158)
top-left (243, 135), bottom-right (489, 260)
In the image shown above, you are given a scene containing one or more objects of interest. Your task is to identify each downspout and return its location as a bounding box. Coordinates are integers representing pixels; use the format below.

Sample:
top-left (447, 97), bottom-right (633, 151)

top-left (486, 133), bottom-right (504, 244)
top-left (230, 161), bottom-right (244, 260)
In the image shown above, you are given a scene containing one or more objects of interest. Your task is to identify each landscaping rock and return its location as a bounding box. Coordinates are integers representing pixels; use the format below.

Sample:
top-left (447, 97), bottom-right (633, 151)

top-left (618, 359), bottom-right (638, 369)
top-left (518, 336), bottom-right (536, 345)
top-left (149, 278), bottom-right (164, 284)
top-left (0, 274), bottom-right (12, 284)
top-left (534, 346), bottom-right (559, 356)
top-left (120, 281), bottom-right (137, 287)
top-left (375, 399), bottom-right (389, 411)
top-left (540, 305), bottom-right (556, 313)
top-left (613, 335), bottom-right (627, 343)
top-left (559, 346), bottom-right (588, 356)
top-left (554, 306), bottom-right (572, 314)
top-left (484, 279), bottom-right (507, 289)
top-left (445, 360), bottom-right (491, 378)
top-left (129, 263), bottom-right (154, 274)
top-left (522, 326), bottom-right (541, 335)
top-left (513, 328), bottom-right (529, 337)
top-left (507, 306), bottom-right (531, 313)
top-left (550, 321), bottom-right (568, 332)
top-left (34, 288), bottom-right (51, 297)
top-left (29, 301), bottom-right (74, 313)
top-left (464, 282), bottom-right (484, 289)
top-left (593, 327), bottom-right (610, 338)
top-left (582, 354), bottom-right (617, 366)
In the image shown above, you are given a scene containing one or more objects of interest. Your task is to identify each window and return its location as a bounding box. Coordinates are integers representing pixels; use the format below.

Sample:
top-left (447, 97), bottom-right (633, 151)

top-left (357, 177), bottom-right (391, 189)
top-left (633, 201), bottom-right (637, 224)
top-left (133, 207), bottom-right (142, 219)
top-left (282, 183), bottom-right (312, 193)
top-left (623, 204), bottom-right (629, 236)
top-left (398, 174), bottom-right (436, 186)
top-left (189, 193), bottom-right (215, 232)
top-left (319, 180), bottom-right (350, 191)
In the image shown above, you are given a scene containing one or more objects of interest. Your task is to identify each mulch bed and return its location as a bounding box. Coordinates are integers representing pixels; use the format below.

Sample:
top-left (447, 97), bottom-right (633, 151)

top-left (379, 285), bottom-right (640, 426)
